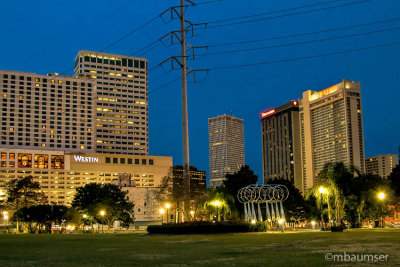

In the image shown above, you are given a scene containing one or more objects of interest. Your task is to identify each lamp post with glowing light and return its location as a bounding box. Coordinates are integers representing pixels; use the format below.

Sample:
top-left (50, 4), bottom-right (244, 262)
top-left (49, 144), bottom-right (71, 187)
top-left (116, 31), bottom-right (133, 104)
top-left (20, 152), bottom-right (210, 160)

top-left (211, 200), bottom-right (221, 221)
top-left (278, 219), bottom-right (284, 232)
top-left (378, 192), bottom-right (385, 228)
top-left (2, 211), bottom-right (8, 226)
top-left (318, 186), bottom-right (327, 230)
top-left (99, 210), bottom-right (105, 233)
top-left (165, 203), bottom-right (170, 224)
top-left (189, 210), bottom-right (195, 221)
top-left (159, 208), bottom-right (165, 224)
top-left (311, 221), bottom-right (316, 230)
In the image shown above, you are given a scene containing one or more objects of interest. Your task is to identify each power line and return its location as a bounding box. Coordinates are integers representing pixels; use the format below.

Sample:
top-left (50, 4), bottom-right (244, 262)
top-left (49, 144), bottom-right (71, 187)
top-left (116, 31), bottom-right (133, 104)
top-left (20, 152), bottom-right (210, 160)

top-left (100, 15), bottom-right (161, 52)
top-left (208, 0), bottom-right (371, 29)
top-left (208, 41), bottom-right (400, 70)
top-left (208, 0), bottom-right (344, 24)
top-left (147, 41), bottom-right (400, 94)
top-left (203, 17), bottom-right (400, 48)
top-left (124, 0), bottom-right (373, 60)
top-left (195, 0), bottom-right (223, 5)
top-left (149, 77), bottom-right (181, 94)
top-left (201, 26), bottom-right (400, 56)
top-left (131, 41), bottom-right (162, 57)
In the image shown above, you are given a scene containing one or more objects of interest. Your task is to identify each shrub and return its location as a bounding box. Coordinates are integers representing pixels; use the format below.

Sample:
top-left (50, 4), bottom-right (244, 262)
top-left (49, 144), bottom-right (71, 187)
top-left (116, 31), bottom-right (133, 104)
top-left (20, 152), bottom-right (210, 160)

top-left (330, 224), bottom-right (345, 232)
top-left (147, 222), bottom-right (268, 234)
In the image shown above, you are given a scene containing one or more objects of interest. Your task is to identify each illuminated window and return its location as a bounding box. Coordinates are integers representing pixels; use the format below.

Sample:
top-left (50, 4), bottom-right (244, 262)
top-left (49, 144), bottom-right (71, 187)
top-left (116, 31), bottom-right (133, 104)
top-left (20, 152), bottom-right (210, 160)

top-left (34, 155), bottom-right (48, 169)
top-left (9, 153), bottom-right (15, 160)
top-left (51, 156), bottom-right (64, 169)
top-left (9, 161), bottom-right (15, 167)
top-left (18, 154), bottom-right (32, 168)
top-left (1, 153), bottom-right (6, 159)
top-left (0, 161), bottom-right (6, 167)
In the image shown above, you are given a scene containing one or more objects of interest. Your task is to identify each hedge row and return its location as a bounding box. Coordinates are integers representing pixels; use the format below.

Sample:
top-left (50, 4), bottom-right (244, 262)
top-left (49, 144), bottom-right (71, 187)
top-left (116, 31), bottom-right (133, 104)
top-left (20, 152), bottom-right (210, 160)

top-left (147, 222), bottom-right (267, 234)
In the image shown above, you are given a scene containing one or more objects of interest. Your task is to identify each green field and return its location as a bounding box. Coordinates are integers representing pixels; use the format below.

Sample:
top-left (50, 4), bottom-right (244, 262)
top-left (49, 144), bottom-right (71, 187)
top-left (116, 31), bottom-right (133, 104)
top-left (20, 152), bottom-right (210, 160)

top-left (0, 229), bottom-right (399, 266)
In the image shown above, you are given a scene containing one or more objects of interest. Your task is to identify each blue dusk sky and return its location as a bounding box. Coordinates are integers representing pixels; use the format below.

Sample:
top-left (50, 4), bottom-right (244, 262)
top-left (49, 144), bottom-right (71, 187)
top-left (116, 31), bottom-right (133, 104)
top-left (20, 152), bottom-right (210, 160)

top-left (0, 0), bottom-right (399, 183)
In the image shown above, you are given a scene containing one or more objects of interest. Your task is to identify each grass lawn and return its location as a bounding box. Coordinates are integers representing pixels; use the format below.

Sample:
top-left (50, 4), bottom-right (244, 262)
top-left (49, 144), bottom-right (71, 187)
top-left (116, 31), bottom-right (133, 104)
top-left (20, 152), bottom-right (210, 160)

top-left (0, 229), bottom-right (399, 266)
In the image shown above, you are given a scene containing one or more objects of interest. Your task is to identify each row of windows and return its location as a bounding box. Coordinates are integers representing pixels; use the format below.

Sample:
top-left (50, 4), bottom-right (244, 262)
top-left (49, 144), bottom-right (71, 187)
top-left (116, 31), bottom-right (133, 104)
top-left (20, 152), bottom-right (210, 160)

top-left (0, 153), bottom-right (64, 169)
top-left (1, 74), bottom-right (93, 86)
top-left (105, 157), bottom-right (153, 165)
top-left (81, 55), bottom-right (146, 69)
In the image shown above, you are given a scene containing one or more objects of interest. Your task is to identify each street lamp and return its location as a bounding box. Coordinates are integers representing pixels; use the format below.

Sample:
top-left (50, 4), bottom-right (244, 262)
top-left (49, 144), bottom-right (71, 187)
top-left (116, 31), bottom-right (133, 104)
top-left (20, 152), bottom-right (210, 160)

top-left (99, 210), bottom-right (105, 233)
top-left (211, 200), bottom-right (222, 222)
top-left (165, 203), bottom-right (170, 224)
top-left (278, 219), bottom-right (284, 232)
top-left (318, 186), bottom-right (327, 230)
top-left (311, 221), bottom-right (316, 230)
top-left (190, 210), bottom-right (195, 221)
top-left (2, 211), bottom-right (8, 226)
top-left (159, 208), bottom-right (165, 224)
top-left (377, 192), bottom-right (386, 228)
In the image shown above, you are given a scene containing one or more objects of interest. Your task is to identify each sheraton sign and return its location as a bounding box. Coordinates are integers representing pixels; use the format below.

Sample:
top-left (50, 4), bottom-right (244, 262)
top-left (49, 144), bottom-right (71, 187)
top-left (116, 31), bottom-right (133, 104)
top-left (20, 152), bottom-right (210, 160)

top-left (73, 155), bottom-right (99, 163)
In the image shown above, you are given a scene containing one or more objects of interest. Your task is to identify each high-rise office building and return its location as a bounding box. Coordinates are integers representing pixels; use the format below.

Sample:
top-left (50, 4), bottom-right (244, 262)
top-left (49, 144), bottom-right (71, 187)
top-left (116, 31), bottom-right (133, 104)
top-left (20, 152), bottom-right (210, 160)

top-left (208, 115), bottom-right (244, 188)
top-left (0, 50), bottom-right (170, 206)
top-left (173, 165), bottom-right (206, 200)
top-left (74, 50), bottom-right (148, 155)
top-left (365, 154), bottom-right (399, 178)
top-left (299, 79), bottom-right (365, 191)
top-left (0, 70), bottom-right (95, 153)
top-left (260, 101), bottom-right (302, 191)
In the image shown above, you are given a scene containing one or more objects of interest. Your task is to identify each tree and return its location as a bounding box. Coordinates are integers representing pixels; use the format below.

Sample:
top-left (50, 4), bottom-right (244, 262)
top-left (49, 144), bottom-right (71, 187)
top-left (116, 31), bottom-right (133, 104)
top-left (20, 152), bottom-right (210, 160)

top-left (223, 165), bottom-right (258, 217)
top-left (154, 174), bottom-right (184, 223)
top-left (12, 205), bottom-right (70, 233)
top-left (2, 176), bottom-right (46, 210)
top-left (202, 188), bottom-right (238, 221)
top-left (307, 162), bottom-right (353, 225)
top-left (72, 183), bottom-right (134, 230)
top-left (268, 178), bottom-right (316, 223)
top-left (344, 173), bottom-right (384, 227)
top-left (1, 176), bottom-right (46, 233)
top-left (388, 165), bottom-right (400, 197)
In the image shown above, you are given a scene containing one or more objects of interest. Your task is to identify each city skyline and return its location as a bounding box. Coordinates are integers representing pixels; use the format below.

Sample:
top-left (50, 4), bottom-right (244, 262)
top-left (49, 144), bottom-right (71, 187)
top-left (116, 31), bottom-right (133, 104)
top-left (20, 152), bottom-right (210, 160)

top-left (0, 0), bottom-right (399, 183)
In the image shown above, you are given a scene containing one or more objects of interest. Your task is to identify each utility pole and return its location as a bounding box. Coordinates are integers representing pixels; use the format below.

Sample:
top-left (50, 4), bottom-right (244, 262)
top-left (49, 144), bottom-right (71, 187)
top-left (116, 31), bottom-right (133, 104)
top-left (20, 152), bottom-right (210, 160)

top-left (159, 1), bottom-right (208, 221)
top-left (180, 0), bottom-right (191, 221)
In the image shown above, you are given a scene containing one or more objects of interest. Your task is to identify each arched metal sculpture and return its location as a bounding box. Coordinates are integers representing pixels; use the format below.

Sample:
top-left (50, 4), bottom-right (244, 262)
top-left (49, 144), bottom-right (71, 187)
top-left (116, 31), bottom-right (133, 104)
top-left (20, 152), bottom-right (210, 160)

top-left (237, 184), bottom-right (289, 224)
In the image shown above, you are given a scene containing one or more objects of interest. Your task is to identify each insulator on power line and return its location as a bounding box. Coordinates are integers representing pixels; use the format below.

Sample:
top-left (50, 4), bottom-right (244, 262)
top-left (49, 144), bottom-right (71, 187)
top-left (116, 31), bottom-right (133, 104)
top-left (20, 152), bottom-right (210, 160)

top-left (187, 46), bottom-right (208, 60)
top-left (187, 69), bottom-right (210, 83)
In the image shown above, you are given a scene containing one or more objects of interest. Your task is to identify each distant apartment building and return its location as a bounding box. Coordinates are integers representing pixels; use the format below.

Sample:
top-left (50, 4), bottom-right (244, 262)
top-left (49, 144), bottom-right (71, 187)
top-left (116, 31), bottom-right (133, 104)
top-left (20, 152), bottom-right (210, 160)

top-left (208, 115), bottom-right (244, 188)
top-left (74, 50), bottom-right (148, 155)
top-left (260, 101), bottom-right (302, 191)
top-left (299, 79), bottom-right (365, 192)
top-left (0, 70), bottom-right (95, 153)
top-left (365, 154), bottom-right (399, 178)
top-left (172, 165), bottom-right (206, 200)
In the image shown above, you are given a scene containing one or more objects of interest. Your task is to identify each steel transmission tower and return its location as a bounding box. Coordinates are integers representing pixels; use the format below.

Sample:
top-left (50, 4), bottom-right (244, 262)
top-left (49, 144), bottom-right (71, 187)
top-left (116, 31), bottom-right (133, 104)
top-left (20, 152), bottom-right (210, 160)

top-left (159, 0), bottom-right (208, 220)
